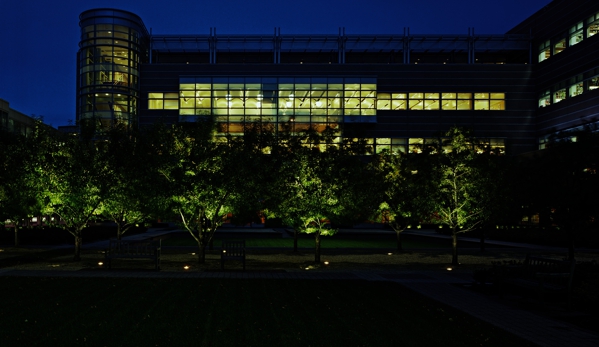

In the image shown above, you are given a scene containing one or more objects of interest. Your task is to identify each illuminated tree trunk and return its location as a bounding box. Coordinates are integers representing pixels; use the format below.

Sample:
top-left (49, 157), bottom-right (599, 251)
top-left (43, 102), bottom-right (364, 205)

top-left (74, 233), bottom-right (82, 261)
top-left (197, 231), bottom-right (207, 264)
top-left (315, 230), bottom-right (321, 264)
top-left (451, 229), bottom-right (458, 266)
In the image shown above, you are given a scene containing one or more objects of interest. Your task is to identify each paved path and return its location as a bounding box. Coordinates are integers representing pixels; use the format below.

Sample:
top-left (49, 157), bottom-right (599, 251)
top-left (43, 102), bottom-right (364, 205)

top-left (2, 227), bottom-right (599, 347)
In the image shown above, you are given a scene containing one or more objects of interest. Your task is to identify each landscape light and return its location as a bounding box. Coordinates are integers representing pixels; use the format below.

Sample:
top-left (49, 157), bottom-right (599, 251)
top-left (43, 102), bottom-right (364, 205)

top-left (184, 265), bottom-right (190, 270)
top-left (98, 262), bottom-right (104, 266)
top-left (324, 261), bottom-right (329, 265)
top-left (446, 267), bottom-right (453, 271)
top-left (387, 253), bottom-right (393, 256)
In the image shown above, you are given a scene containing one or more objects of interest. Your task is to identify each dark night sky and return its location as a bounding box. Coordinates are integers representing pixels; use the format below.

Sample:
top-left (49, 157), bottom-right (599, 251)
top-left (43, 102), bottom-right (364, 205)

top-left (0, 0), bottom-right (553, 127)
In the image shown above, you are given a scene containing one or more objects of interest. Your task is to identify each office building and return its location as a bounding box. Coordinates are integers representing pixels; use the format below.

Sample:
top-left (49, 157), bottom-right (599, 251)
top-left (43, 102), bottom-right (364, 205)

top-left (76, 0), bottom-right (599, 155)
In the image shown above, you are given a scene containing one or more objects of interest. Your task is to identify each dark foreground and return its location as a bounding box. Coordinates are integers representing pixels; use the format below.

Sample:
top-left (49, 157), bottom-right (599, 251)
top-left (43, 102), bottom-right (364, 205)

top-left (0, 277), bottom-right (536, 347)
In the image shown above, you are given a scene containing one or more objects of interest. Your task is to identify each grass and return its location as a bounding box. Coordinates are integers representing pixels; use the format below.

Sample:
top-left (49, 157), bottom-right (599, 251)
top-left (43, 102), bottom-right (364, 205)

top-left (0, 277), bottom-right (536, 347)
top-left (163, 235), bottom-right (444, 249)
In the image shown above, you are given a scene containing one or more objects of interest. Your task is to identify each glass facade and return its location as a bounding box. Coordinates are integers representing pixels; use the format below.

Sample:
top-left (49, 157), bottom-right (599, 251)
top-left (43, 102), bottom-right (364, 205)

top-left (538, 11), bottom-right (599, 63)
top-left (158, 77), bottom-right (377, 135)
top-left (157, 81), bottom-right (506, 117)
top-left (77, 9), bottom-right (149, 128)
top-left (538, 68), bottom-right (599, 107)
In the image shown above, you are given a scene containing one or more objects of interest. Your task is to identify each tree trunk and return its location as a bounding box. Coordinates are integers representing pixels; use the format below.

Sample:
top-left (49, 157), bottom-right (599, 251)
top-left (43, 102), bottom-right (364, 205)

top-left (451, 229), bottom-right (458, 266)
top-left (198, 241), bottom-right (206, 264)
top-left (116, 223), bottom-right (123, 241)
top-left (315, 230), bottom-right (321, 264)
top-left (293, 228), bottom-right (298, 253)
top-left (74, 233), bottom-right (82, 261)
top-left (14, 226), bottom-right (19, 247)
top-left (396, 230), bottom-right (402, 251)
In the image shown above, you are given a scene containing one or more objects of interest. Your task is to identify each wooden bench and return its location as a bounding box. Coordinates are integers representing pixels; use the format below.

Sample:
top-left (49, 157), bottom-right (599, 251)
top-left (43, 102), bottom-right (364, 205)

top-left (105, 239), bottom-right (161, 271)
top-left (221, 240), bottom-right (245, 270)
top-left (498, 254), bottom-right (575, 306)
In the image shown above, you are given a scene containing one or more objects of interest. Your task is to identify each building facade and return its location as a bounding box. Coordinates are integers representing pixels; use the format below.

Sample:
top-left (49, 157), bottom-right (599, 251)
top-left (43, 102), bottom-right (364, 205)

top-left (76, 0), bottom-right (599, 155)
top-left (0, 98), bottom-right (39, 136)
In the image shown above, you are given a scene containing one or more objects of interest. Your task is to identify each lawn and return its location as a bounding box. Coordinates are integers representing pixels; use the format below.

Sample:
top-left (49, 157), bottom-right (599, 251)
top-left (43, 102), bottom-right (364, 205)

top-left (163, 235), bottom-right (444, 249)
top-left (0, 277), bottom-right (536, 347)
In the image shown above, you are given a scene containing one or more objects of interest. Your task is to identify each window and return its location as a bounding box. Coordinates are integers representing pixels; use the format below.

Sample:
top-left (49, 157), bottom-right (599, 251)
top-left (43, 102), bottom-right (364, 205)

top-left (569, 22), bottom-right (584, 46)
top-left (539, 90), bottom-right (551, 108)
top-left (474, 93), bottom-right (505, 110)
top-left (553, 39), bottom-right (566, 55)
top-left (538, 40), bottom-right (551, 62)
top-left (587, 13), bottom-right (599, 38)
top-left (554, 89), bottom-right (566, 103)
top-left (375, 138), bottom-right (391, 153)
top-left (589, 77), bottom-right (599, 90)
top-left (569, 82), bottom-right (584, 98)
top-left (424, 93), bottom-right (439, 110)
top-left (408, 93), bottom-right (424, 110)
top-left (408, 138), bottom-right (424, 153)
top-left (148, 92), bottom-right (178, 109)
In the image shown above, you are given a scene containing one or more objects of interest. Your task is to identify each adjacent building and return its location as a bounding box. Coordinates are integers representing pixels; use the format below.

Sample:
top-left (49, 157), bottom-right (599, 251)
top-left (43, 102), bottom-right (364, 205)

top-left (0, 98), bottom-right (39, 136)
top-left (76, 0), bottom-right (599, 155)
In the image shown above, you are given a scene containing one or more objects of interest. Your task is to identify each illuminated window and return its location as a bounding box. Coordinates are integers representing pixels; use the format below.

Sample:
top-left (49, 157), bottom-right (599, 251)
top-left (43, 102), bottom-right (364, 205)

top-left (539, 91), bottom-right (551, 108)
top-left (473, 93), bottom-right (505, 110)
top-left (148, 92), bottom-right (178, 109)
top-left (441, 93), bottom-right (457, 110)
top-left (391, 138), bottom-right (407, 154)
top-left (569, 83), bottom-right (584, 98)
top-left (424, 93), bottom-right (439, 110)
top-left (489, 93), bottom-right (505, 110)
top-left (589, 77), bottom-right (599, 90)
top-left (408, 93), bottom-right (424, 110)
top-left (554, 89), bottom-right (566, 103)
top-left (408, 138), bottom-right (423, 153)
top-left (569, 22), bottom-right (584, 46)
top-left (553, 39), bottom-right (566, 55)
top-left (375, 138), bottom-right (391, 153)
top-left (457, 93), bottom-right (472, 110)
top-left (538, 40), bottom-right (551, 62)
top-left (588, 13), bottom-right (599, 38)
top-left (391, 93), bottom-right (407, 110)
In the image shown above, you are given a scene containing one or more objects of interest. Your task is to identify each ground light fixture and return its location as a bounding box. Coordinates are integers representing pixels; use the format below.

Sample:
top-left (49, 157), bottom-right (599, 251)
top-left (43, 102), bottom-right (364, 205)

top-left (98, 262), bottom-right (104, 266)
top-left (324, 261), bottom-right (330, 265)
top-left (447, 267), bottom-right (453, 271)
top-left (183, 265), bottom-right (190, 270)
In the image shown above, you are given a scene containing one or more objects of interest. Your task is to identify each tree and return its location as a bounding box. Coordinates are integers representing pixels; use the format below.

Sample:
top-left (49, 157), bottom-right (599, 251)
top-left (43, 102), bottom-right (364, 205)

top-left (270, 126), bottom-right (343, 263)
top-left (99, 125), bottom-right (152, 239)
top-left (427, 127), bottom-right (498, 266)
top-left (39, 130), bottom-right (111, 260)
top-left (226, 122), bottom-right (277, 228)
top-left (0, 121), bottom-right (49, 246)
top-left (376, 151), bottom-right (436, 251)
top-left (159, 120), bottom-right (241, 264)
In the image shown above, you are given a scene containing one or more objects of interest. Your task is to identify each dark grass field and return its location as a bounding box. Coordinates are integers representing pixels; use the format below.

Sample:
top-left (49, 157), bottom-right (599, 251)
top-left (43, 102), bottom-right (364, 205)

top-left (0, 277), bottom-right (537, 347)
top-left (162, 234), bottom-right (448, 249)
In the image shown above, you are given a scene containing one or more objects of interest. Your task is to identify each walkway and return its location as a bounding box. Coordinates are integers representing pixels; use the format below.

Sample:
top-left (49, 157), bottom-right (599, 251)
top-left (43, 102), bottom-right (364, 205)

top-left (1, 227), bottom-right (598, 347)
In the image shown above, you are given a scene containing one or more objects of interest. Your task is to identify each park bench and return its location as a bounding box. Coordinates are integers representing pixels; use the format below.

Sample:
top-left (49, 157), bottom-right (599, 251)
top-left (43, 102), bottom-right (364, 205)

top-left (105, 239), bottom-right (161, 271)
top-left (497, 254), bottom-right (575, 306)
top-left (221, 240), bottom-right (246, 270)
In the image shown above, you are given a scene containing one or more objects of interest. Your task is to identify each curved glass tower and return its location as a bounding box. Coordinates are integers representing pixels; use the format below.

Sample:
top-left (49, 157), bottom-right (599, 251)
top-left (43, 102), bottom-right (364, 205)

top-left (77, 9), bottom-right (149, 128)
